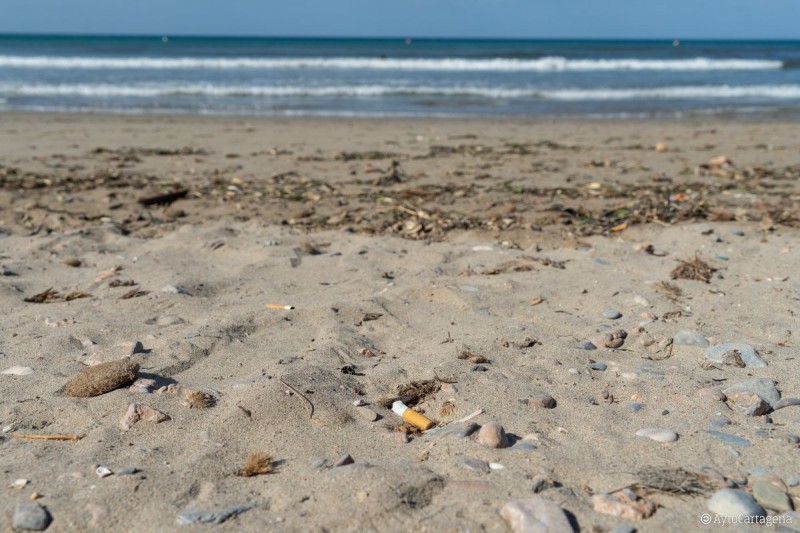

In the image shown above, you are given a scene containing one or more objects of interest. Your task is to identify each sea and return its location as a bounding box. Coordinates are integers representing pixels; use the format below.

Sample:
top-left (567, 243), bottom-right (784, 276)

top-left (2, 35), bottom-right (800, 119)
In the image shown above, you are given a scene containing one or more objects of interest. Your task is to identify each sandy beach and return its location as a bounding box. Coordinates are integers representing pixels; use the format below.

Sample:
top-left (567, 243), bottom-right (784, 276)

top-left (1, 113), bottom-right (799, 532)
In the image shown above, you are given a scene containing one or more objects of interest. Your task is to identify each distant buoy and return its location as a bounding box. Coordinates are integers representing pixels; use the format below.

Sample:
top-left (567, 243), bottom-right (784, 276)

top-left (672, 39), bottom-right (680, 47)
top-left (405, 37), bottom-right (412, 45)
top-left (162, 36), bottom-right (169, 43)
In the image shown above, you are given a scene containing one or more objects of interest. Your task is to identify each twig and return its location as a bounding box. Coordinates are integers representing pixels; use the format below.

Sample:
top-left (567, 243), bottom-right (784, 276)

top-left (280, 377), bottom-right (314, 419)
top-left (454, 408), bottom-right (484, 424)
top-left (12, 433), bottom-right (83, 442)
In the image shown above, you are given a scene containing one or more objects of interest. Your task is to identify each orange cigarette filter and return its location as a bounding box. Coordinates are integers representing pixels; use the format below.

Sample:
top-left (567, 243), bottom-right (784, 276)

top-left (392, 401), bottom-right (434, 430)
top-left (265, 304), bottom-right (294, 310)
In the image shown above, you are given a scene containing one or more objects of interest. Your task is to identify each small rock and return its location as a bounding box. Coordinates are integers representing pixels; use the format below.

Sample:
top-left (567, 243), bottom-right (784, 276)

top-left (707, 488), bottom-right (766, 518)
top-left (478, 422), bottom-right (510, 448)
top-left (577, 341), bottom-right (597, 351)
top-left (709, 417), bottom-right (731, 429)
top-left (603, 310), bottom-right (622, 320)
top-left (10, 478), bottom-right (29, 489)
top-left (633, 295), bottom-right (651, 307)
top-left (161, 285), bottom-right (188, 295)
top-left (627, 403), bottom-right (643, 413)
top-left (128, 378), bottom-right (157, 393)
top-left (489, 462), bottom-right (505, 470)
top-left (355, 407), bottom-right (378, 422)
top-left (352, 398), bottom-right (367, 407)
top-left (460, 458), bottom-right (490, 473)
top-left (334, 454), bottom-right (354, 467)
top-left (610, 526), bottom-right (637, 533)
top-left (705, 342), bottom-right (766, 368)
top-left (95, 467), bottom-right (113, 478)
top-left (440, 383), bottom-right (458, 394)
top-left (592, 488), bottom-right (656, 520)
top-left (450, 422), bottom-right (480, 439)
top-left (529, 394), bottom-right (556, 409)
top-left (1, 365), bottom-right (34, 376)
top-left (589, 362), bottom-right (607, 371)
top-left (695, 387), bottom-right (726, 401)
top-left (753, 481), bottom-right (793, 512)
top-left (673, 330), bottom-right (709, 347)
top-left (500, 497), bottom-right (575, 533)
top-left (13, 503), bottom-right (52, 531)
top-left (706, 431), bottom-right (751, 447)
top-left (120, 403), bottom-right (170, 430)
top-left (727, 391), bottom-right (769, 416)
top-left (724, 378), bottom-right (780, 408)
top-left (786, 476), bottom-right (799, 487)
top-left (635, 428), bottom-right (678, 443)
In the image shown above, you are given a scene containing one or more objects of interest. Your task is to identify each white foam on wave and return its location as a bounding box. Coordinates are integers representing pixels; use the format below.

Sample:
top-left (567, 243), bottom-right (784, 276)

top-left (3, 82), bottom-right (800, 101)
top-left (0, 55), bottom-right (784, 71)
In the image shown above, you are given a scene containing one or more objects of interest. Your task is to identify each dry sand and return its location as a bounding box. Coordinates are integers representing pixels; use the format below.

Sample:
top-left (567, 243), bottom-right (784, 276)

top-left (1, 113), bottom-right (799, 532)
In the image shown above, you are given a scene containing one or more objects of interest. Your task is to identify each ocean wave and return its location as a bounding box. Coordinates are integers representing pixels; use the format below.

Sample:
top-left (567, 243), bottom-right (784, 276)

top-left (3, 82), bottom-right (800, 100)
top-left (0, 55), bottom-right (784, 71)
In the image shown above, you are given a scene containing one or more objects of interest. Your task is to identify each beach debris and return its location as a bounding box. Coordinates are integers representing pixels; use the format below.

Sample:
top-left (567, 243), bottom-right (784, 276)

top-left (530, 296), bottom-right (545, 306)
top-left (95, 266), bottom-right (122, 282)
top-left (265, 303), bottom-right (294, 310)
top-left (176, 504), bottom-right (254, 526)
top-left (63, 258), bottom-right (81, 267)
top-left (671, 255), bottom-right (716, 283)
top-left (500, 497), bottom-right (575, 533)
top-left (623, 466), bottom-right (730, 496)
top-left (280, 377), bottom-right (314, 418)
top-left (458, 351), bottom-right (489, 364)
top-left (12, 433), bottom-right (83, 442)
top-left (361, 312), bottom-right (383, 322)
top-left (120, 403), bottom-right (170, 430)
top-left (529, 394), bottom-right (557, 409)
top-left (65, 360), bottom-right (139, 397)
top-left (137, 188), bottom-right (188, 207)
top-left (455, 408), bottom-right (484, 424)
top-left (95, 466), bottom-right (113, 478)
top-left (13, 503), bottom-right (52, 531)
top-left (235, 452), bottom-right (274, 477)
top-left (45, 317), bottom-right (76, 328)
top-left (655, 142), bottom-right (668, 152)
top-left (119, 288), bottom-right (149, 299)
top-left (182, 390), bottom-right (215, 409)
top-left (392, 401), bottom-right (435, 430)
top-left (380, 379), bottom-right (440, 409)
top-left (24, 288), bottom-right (92, 303)
top-left (478, 422), bottom-right (510, 448)
top-left (439, 400), bottom-right (455, 417)
top-left (108, 279), bottom-right (137, 287)
top-left (592, 489), bottom-right (656, 519)
top-left (333, 454), bottom-right (355, 467)
top-left (2, 365), bottom-right (34, 376)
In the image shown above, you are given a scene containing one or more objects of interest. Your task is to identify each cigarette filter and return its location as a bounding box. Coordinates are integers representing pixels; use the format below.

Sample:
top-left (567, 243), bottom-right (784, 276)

top-left (392, 401), bottom-right (434, 430)
top-left (265, 304), bottom-right (295, 310)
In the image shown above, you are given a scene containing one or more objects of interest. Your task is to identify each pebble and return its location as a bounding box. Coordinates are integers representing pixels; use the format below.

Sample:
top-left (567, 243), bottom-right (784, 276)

top-left (673, 330), bottom-right (709, 347)
top-left (161, 285), bottom-right (188, 295)
top-left (603, 310), bottom-right (622, 320)
top-left (611, 526), bottom-right (637, 533)
top-left (724, 378), bottom-right (781, 408)
top-left (1, 365), bottom-right (34, 376)
top-left (633, 295), bottom-right (651, 307)
top-left (695, 387), bottom-right (726, 401)
top-left (709, 417), bottom-right (732, 429)
top-left (753, 481), bottom-right (792, 512)
top-left (10, 479), bottom-right (29, 489)
top-left (589, 362), bottom-right (607, 371)
top-left (786, 476), bottom-right (799, 487)
top-left (500, 497), bottom-right (575, 533)
top-left (706, 430), bottom-right (751, 447)
top-left (120, 403), bottom-right (170, 430)
top-left (592, 488), bottom-right (656, 520)
top-left (176, 504), bottom-right (254, 525)
top-left (727, 391), bottom-right (770, 416)
top-left (705, 342), bottom-right (766, 368)
top-left (626, 403), bottom-right (643, 413)
top-left (477, 422), bottom-right (510, 448)
top-left (635, 428), bottom-right (678, 443)
top-left (333, 454), bottom-right (354, 467)
top-left (489, 462), bottom-right (505, 470)
top-left (95, 466), bottom-right (113, 478)
top-left (355, 407), bottom-right (378, 422)
top-left (13, 503), bottom-right (52, 531)
top-left (460, 285), bottom-right (479, 293)
top-left (577, 341), bottom-right (597, 351)
top-left (707, 488), bottom-right (766, 518)
top-left (460, 458), bottom-right (490, 473)
top-left (529, 394), bottom-right (556, 409)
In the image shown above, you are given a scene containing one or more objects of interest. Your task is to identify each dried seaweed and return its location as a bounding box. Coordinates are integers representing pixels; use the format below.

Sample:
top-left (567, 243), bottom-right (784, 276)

top-left (236, 452), bottom-right (274, 477)
top-left (623, 467), bottom-right (727, 497)
top-left (655, 281), bottom-right (683, 302)
top-left (120, 289), bottom-right (149, 299)
top-left (380, 379), bottom-right (441, 409)
top-left (458, 351), bottom-right (490, 364)
top-left (109, 279), bottom-right (137, 287)
top-left (385, 421), bottom-right (423, 436)
top-left (25, 288), bottom-right (92, 303)
top-left (439, 400), bottom-right (455, 417)
top-left (671, 255), bottom-right (717, 283)
top-left (182, 390), bottom-right (215, 409)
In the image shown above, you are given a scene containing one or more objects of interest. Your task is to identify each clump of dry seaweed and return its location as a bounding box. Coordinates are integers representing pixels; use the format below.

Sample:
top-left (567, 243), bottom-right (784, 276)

top-left (671, 255), bottom-right (717, 283)
top-left (236, 452), bottom-right (274, 477)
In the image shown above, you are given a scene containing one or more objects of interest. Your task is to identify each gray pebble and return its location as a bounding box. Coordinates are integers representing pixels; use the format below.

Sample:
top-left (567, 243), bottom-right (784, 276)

top-left (460, 285), bottom-right (479, 293)
top-left (731, 228), bottom-right (746, 236)
top-left (593, 258), bottom-right (610, 265)
top-left (786, 476), bottom-right (799, 487)
top-left (753, 481), bottom-right (792, 512)
top-left (589, 362), bottom-right (607, 371)
top-left (727, 448), bottom-right (741, 458)
top-left (747, 466), bottom-right (770, 476)
top-left (355, 407), bottom-right (379, 422)
top-left (705, 342), bottom-right (766, 368)
top-left (706, 430), bottom-right (751, 447)
top-left (724, 378), bottom-right (781, 408)
top-left (577, 341), bottom-right (597, 351)
top-left (510, 442), bottom-right (537, 452)
top-left (626, 403), bottom-right (643, 413)
top-left (611, 526), bottom-right (637, 533)
top-left (452, 422), bottom-right (480, 439)
top-left (673, 330), bottom-right (709, 347)
top-left (334, 454), bottom-right (354, 467)
top-left (707, 488), bottom-right (765, 519)
top-left (13, 504), bottom-right (52, 531)
top-left (500, 497), bottom-right (575, 533)
top-left (709, 417), bottom-right (732, 429)
top-left (602, 310), bottom-right (622, 320)
top-left (460, 457), bottom-right (490, 473)
top-left (635, 428), bottom-right (679, 442)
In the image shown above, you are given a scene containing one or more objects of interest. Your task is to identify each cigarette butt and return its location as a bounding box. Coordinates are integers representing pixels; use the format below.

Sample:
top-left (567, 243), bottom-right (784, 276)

top-left (266, 304), bottom-right (294, 310)
top-left (392, 401), bottom-right (434, 430)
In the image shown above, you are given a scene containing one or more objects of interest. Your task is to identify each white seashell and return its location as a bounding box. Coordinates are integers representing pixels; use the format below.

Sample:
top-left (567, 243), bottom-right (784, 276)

top-left (1, 366), bottom-right (33, 376)
top-left (95, 467), bottom-right (113, 478)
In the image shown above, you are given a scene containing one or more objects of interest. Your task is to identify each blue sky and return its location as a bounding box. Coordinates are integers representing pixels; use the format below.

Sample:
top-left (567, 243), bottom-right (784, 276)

top-left (2, 0), bottom-right (799, 39)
